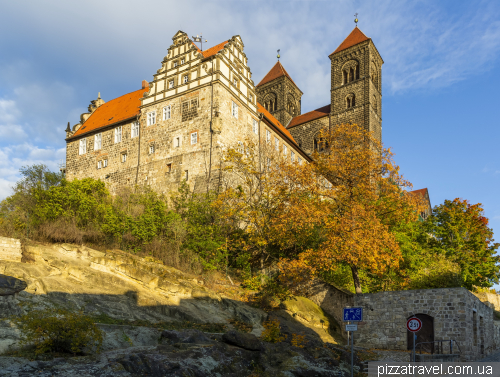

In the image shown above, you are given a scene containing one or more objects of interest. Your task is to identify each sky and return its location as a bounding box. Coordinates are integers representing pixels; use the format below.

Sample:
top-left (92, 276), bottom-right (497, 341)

top-left (1, 1), bottom-right (499, 268)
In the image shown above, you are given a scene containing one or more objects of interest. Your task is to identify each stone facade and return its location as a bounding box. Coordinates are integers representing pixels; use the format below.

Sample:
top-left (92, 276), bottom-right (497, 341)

top-left (0, 236), bottom-right (22, 263)
top-left (65, 31), bottom-right (310, 194)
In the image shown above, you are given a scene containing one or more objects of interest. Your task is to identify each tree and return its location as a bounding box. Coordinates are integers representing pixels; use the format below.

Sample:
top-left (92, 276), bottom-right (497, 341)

top-left (275, 123), bottom-right (421, 294)
top-left (427, 198), bottom-right (499, 289)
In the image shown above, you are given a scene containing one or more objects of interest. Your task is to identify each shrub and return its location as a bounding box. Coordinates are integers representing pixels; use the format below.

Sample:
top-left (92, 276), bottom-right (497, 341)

top-left (260, 319), bottom-right (286, 343)
top-left (13, 309), bottom-right (103, 355)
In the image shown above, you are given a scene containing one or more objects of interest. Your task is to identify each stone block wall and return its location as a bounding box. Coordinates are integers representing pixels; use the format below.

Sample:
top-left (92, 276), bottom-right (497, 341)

top-left (0, 236), bottom-right (22, 262)
top-left (288, 116), bottom-right (329, 155)
top-left (352, 288), bottom-right (495, 361)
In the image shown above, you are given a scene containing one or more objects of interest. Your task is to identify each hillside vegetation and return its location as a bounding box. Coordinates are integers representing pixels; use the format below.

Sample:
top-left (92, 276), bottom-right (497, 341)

top-left (1, 123), bottom-right (498, 299)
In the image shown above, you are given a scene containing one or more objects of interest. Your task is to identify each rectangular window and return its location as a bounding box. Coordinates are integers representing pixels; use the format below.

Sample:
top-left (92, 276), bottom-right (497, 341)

top-left (266, 157), bottom-right (271, 169)
top-left (163, 105), bottom-right (171, 120)
top-left (114, 126), bottom-right (122, 143)
top-left (291, 151), bottom-right (295, 162)
top-left (233, 78), bottom-right (238, 86)
top-left (97, 160), bottom-right (102, 169)
top-left (275, 137), bottom-right (279, 151)
top-left (174, 137), bottom-right (180, 148)
top-left (183, 75), bottom-right (189, 83)
top-left (185, 170), bottom-right (189, 181)
top-left (252, 119), bottom-right (258, 134)
top-left (122, 153), bottom-right (127, 163)
top-left (232, 101), bottom-right (238, 118)
top-left (249, 94), bottom-right (253, 102)
top-left (94, 133), bottom-right (102, 150)
top-left (103, 159), bottom-right (108, 167)
top-left (266, 130), bottom-right (271, 143)
top-left (298, 157), bottom-right (302, 165)
top-left (283, 145), bottom-right (287, 156)
top-left (131, 122), bottom-right (139, 138)
top-left (166, 163), bottom-right (172, 173)
top-left (191, 132), bottom-right (198, 145)
top-left (149, 145), bottom-right (155, 154)
top-left (169, 80), bottom-right (174, 89)
top-left (181, 58), bottom-right (185, 64)
top-left (173, 61), bottom-right (178, 68)
top-left (237, 141), bottom-right (244, 154)
top-left (79, 138), bottom-right (86, 155)
top-left (147, 111), bottom-right (156, 126)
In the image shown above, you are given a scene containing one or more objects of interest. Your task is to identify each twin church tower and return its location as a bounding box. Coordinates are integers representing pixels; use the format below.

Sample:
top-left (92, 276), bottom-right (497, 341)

top-left (257, 26), bottom-right (383, 154)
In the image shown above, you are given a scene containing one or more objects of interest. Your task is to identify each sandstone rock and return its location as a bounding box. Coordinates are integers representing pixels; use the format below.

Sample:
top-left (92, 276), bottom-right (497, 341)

top-left (0, 274), bottom-right (27, 296)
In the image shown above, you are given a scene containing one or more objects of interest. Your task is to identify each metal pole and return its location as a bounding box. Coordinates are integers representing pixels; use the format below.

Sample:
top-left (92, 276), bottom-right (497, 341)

top-left (351, 329), bottom-right (354, 377)
top-left (413, 334), bottom-right (415, 362)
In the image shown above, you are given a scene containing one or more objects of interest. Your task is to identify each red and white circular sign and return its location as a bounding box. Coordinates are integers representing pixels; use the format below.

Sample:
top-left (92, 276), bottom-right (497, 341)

top-left (407, 317), bottom-right (422, 332)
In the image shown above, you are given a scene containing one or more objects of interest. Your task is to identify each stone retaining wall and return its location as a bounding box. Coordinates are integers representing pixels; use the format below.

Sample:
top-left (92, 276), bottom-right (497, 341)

top-left (0, 237), bottom-right (22, 262)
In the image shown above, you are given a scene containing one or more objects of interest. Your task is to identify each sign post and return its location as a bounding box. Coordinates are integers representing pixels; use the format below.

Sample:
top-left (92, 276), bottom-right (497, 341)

top-left (406, 317), bottom-right (422, 362)
top-left (344, 308), bottom-right (363, 377)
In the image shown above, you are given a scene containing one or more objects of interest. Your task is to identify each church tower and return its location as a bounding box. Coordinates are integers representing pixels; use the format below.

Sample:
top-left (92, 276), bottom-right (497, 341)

top-left (329, 27), bottom-right (383, 141)
top-left (256, 61), bottom-right (303, 127)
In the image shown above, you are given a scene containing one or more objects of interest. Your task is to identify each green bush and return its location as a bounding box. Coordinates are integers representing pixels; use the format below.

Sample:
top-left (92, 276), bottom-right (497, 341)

top-left (13, 309), bottom-right (103, 355)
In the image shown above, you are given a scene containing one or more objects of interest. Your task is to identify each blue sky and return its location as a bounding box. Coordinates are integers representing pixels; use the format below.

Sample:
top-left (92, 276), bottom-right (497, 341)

top-left (1, 0), bottom-right (499, 271)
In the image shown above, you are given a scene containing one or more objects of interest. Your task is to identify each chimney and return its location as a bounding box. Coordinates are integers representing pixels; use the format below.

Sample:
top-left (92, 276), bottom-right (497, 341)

top-left (142, 80), bottom-right (149, 89)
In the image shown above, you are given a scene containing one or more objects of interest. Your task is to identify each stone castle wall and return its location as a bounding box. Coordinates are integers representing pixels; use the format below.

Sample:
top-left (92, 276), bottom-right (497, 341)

top-left (352, 288), bottom-right (495, 361)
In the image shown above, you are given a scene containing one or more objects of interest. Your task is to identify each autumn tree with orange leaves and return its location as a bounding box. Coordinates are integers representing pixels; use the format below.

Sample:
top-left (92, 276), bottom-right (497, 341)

top-left (274, 123), bottom-right (422, 294)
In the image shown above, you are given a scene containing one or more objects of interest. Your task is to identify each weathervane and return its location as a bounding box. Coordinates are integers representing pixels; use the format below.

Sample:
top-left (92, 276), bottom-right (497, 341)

top-left (277, 49), bottom-right (280, 61)
top-left (192, 34), bottom-right (207, 51)
top-left (354, 13), bottom-right (358, 26)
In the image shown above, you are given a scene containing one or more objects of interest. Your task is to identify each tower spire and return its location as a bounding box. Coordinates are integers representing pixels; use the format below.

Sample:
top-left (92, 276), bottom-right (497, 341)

top-left (354, 13), bottom-right (358, 27)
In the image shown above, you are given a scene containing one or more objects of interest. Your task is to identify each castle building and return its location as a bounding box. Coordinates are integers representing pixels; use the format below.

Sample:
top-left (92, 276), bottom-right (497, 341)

top-left (64, 27), bottom-right (382, 193)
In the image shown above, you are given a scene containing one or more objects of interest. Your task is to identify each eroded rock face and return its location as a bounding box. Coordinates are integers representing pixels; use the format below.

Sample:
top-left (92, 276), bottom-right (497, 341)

top-left (0, 274), bottom-right (27, 296)
top-left (0, 327), bottom-right (354, 377)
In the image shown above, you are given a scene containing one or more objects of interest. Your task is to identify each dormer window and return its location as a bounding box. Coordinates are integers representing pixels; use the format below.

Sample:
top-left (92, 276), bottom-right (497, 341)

top-left (173, 61), bottom-right (178, 68)
top-left (181, 58), bottom-right (185, 64)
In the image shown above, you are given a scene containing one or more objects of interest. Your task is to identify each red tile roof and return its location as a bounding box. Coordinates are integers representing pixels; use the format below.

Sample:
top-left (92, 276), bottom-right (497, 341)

top-left (192, 41), bottom-right (228, 59)
top-left (287, 105), bottom-right (330, 129)
top-left (410, 188), bottom-right (429, 197)
top-left (256, 61), bottom-right (299, 90)
top-left (71, 88), bottom-right (148, 139)
top-left (330, 27), bottom-right (370, 56)
top-left (257, 103), bottom-right (297, 145)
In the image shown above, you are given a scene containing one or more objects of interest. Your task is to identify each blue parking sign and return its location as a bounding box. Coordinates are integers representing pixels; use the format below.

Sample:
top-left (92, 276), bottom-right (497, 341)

top-left (343, 307), bottom-right (363, 322)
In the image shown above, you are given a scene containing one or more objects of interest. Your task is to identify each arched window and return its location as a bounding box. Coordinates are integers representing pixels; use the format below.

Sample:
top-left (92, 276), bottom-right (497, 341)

top-left (314, 137), bottom-right (328, 152)
top-left (373, 95), bottom-right (377, 114)
top-left (355, 66), bottom-right (360, 80)
top-left (343, 70), bottom-right (348, 85)
top-left (349, 68), bottom-right (354, 82)
top-left (346, 94), bottom-right (355, 109)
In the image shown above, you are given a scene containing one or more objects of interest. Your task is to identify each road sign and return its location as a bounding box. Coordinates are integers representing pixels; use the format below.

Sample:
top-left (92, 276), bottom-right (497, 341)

top-left (343, 307), bottom-right (363, 322)
top-left (346, 324), bottom-right (358, 331)
top-left (407, 317), bottom-right (422, 332)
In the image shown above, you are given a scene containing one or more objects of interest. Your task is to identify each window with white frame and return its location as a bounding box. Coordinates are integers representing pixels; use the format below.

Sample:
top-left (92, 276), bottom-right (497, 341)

top-left (163, 105), bottom-right (171, 120)
top-left (114, 126), bottom-right (122, 143)
top-left (252, 119), bottom-right (258, 134)
top-left (103, 159), bottom-right (108, 167)
top-left (283, 145), bottom-right (287, 156)
top-left (183, 75), bottom-right (189, 83)
top-left (173, 61), bottom-right (178, 68)
top-left (94, 133), bottom-right (102, 150)
top-left (131, 122), bottom-right (139, 138)
top-left (266, 130), bottom-right (271, 143)
top-left (233, 78), bottom-right (238, 87)
top-left (97, 160), bottom-right (102, 169)
top-left (191, 132), bottom-right (198, 145)
top-left (237, 141), bottom-right (244, 154)
top-left (298, 157), bottom-right (302, 165)
top-left (249, 94), bottom-right (253, 102)
top-left (147, 111), bottom-right (156, 126)
top-left (232, 101), bottom-right (238, 118)
top-left (169, 80), bottom-right (174, 89)
top-left (149, 145), bottom-right (155, 154)
top-left (291, 151), bottom-right (295, 162)
top-left (275, 137), bottom-right (279, 151)
top-left (174, 136), bottom-right (180, 148)
top-left (181, 58), bottom-right (185, 64)
top-left (121, 153), bottom-right (127, 163)
top-left (267, 157), bottom-right (271, 169)
top-left (79, 138), bottom-right (87, 155)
